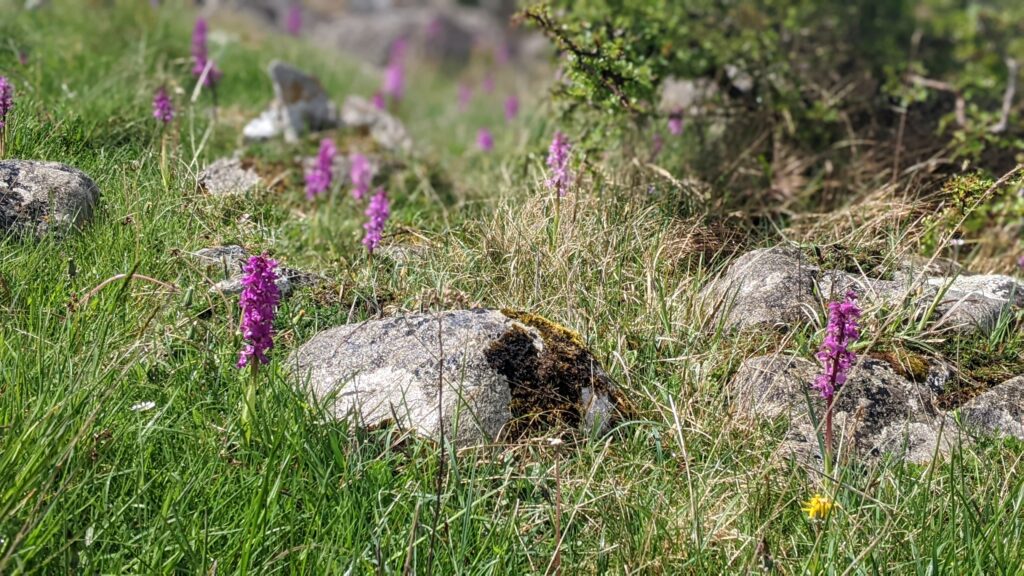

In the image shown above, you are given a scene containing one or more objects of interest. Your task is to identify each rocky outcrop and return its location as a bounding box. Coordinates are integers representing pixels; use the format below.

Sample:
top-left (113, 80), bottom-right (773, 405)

top-left (956, 377), bottom-right (1024, 440)
top-left (701, 246), bottom-right (1024, 335)
top-left (728, 355), bottom-right (961, 465)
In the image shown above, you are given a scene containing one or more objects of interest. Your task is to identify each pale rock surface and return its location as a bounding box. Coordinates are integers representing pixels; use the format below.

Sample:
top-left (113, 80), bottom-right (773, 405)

top-left (289, 309), bottom-right (620, 445)
top-left (198, 158), bottom-right (263, 197)
top-left (702, 246), bottom-right (1024, 335)
top-left (0, 160), bottom-right (100, 236)
top-left (956, 377), bottom-right (1024, 440)
top-left (341, 96), bottom-right (412, 152)
top-left (729, 355), bottom-right (961, 465)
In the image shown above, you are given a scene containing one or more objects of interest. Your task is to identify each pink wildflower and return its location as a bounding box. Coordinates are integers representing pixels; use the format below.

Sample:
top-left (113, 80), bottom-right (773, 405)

top-left (349, 153), bottom-right (372, 200)
top-left (152, 86), bottom-right (174, 124)
top-left (477, 128), bottom-right (494, 152)
top-left (668, 110), bottom-right (684, 136)
top-left (237, 255), bottom-right (281, 368)
top-left (0, 77), bottom-right (13, 129)
top-left (372, 92), bottom-right (386, 110)
top-left (383, 62), bottom-right (405, 102)
top-left (285, 4), bottom-right (302, 36)
top-left (545, 131), bottom-right (572, 197)
top-left (814, 291), bottom-right (861, 401)
top-left (362, 188), bottom-right (390, 253)
top-left (305, 138), bottom-right (337, 199)
top-left (504, 95), bottom-right (519, 121)
top-left (191, 18), bottom-right (222, 87)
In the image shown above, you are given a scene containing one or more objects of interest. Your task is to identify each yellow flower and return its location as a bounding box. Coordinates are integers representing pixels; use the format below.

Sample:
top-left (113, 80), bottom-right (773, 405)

top-left (802, 494), bottom-right (837, 520)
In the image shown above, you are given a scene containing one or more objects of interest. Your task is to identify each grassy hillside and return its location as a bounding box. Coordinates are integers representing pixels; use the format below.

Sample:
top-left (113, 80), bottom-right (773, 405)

top-left (1, 1), bottom-right (1023, 573)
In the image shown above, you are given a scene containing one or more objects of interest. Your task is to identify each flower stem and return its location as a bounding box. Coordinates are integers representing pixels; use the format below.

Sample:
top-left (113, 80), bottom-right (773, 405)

top-left (242, 362), bottom-right (257, 444)
top-left (824, 402), bottom-right (834, 474)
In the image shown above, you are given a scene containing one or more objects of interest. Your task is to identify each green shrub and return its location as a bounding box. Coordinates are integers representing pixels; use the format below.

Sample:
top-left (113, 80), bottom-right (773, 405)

top-left (522, 0), bottom-right (1024, 193)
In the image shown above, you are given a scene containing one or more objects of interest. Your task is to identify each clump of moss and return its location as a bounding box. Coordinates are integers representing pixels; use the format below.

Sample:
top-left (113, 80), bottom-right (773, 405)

top-left (806, 243), bottom-right (892, 279)
top-left (871, 351), bottom-right (930, 382)
top-left (483, 310), bottom-right (619, 440)
top-left (501, 309), bottom-right (587, 349)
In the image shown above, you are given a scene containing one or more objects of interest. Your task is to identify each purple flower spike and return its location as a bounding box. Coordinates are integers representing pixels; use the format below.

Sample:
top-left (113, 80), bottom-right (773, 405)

top-left (152, 86), bottom-right (174, 124)
top-left (285, 4), bottom-right (302, 36)
top-left (305, 138), bottom-right (337, 199)
top-left (372, 92), bottom-right (386, 111)
top-left (504, 95), bottom-right (519, 121)
top-left (237, 254), bottom-right (281, 368)
top-left (191, 18), bottom-right (222, 87)
top-left (668, 110), bottom-right (684, 136)
top-left (362, 188), bottom-right (391, 253)
top-left (350, 153), bottom-right (372, 200)
top-left (0, 77), bottom-right (13, 129)
top-left (477, 128), bottom-right (494, 152)
top-left (813, 291), bottom-right (862, 401)
top-left (545, 131), bottom-right (573, 197)
top-left (383, 62), bottom-right (405, 102)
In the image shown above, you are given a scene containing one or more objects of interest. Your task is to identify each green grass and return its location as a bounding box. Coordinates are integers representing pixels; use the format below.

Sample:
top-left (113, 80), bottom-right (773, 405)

top-left (2, 1), bottom-right (1024, 574)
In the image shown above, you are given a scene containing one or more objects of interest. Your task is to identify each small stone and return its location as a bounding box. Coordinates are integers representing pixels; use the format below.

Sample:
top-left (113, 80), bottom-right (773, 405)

top-left (198, 158), bottom-right (262, 197)
top-left (956, 377), bottom-right (1024, 440)
top-left (191, 244), bottom-right (321, 297)
top-left (341, 96), bottom-right (412, 152)
top-left (659, 77), bottom-right (719, 115)
top-left (0, 160), bottom-right (101, 237)
top-left (243, 61), bottom-right (340, 143)
top-left (288, 309), bottom-right (620, 445)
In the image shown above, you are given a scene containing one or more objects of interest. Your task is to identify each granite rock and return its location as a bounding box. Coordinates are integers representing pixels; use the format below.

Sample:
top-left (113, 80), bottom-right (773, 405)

top-left (0, 160), bottom-right (100, 237)
top-left (289, 309), bottom-right (620, 445)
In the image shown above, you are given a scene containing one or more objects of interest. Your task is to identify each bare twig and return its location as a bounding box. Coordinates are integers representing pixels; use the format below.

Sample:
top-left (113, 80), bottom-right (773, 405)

top-left (520, 7), bottom-right (641, 115)
top-left (989, 57), bottom-right (1019, 134)
top-left (907, 74), bottom-right (967, 127)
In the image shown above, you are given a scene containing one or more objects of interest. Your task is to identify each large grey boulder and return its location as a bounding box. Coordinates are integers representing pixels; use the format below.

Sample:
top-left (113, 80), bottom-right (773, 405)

top-left (729, 355), bottom-right (960, 465)
top-left (0, 160), bottom-right (100, 236)
top-left (702, 246), bottom-right (1024, 335)
top-left (242, 61), bottom-right (340, 143)
top-left (289, 309), bottom-right (620, 445)
top-left (956, 377), bottom-right (1024, 440)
